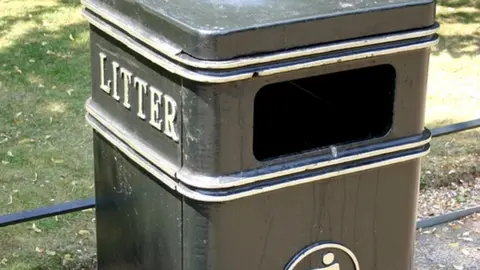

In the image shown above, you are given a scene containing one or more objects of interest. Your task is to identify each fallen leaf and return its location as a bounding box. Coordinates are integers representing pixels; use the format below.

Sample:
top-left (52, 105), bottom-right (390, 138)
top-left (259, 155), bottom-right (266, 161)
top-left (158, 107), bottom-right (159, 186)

top-left (462, 231), bottom-right (471, 236)
top-left (46, 250), bottom-right (56, 256)
top-left (1, 160), bottom-right (9, 165)
top-left (14, 66), bottom-right (23, 74)
top-left (448, 242), bottom-right (459, 248)
top-left (32, 223), bottom-right (42, 233)
top-left (51, 158), bottom-right (64, 164)
top-left (41, 41), bottom-right (48, 46)
top-left (78, 230), bottom-right (90, 236)
top-left (29, 59), bottom-right (35, 63)
top-left (456, 195), bottom-right (467, 203)
top-left (69, 34), bottom-right (74, 41)
top-left (38, 84), bottom-right (44, 88)
top-left (7, 151), bottom-right (13, 157)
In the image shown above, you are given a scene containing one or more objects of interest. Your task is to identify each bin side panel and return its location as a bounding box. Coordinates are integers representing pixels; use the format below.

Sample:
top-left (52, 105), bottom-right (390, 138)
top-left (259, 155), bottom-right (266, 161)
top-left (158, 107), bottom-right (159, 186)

top-left (93, 132), bottom-right (183, 270)
top-left (182, 160), bottom-right (421, 270)
top-left (89, 26), bottom-right (182, 173)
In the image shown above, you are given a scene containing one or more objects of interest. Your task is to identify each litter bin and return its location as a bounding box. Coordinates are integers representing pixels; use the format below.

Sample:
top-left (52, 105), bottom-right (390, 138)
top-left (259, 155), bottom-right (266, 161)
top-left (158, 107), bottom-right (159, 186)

top-left (82, 0), bottom-right (439, 268)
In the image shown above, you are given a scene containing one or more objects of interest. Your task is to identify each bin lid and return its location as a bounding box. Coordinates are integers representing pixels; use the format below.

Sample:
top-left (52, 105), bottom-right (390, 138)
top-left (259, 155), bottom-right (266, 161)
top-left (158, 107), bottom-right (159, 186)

top-left (83, 0), bottom-right (435, 61)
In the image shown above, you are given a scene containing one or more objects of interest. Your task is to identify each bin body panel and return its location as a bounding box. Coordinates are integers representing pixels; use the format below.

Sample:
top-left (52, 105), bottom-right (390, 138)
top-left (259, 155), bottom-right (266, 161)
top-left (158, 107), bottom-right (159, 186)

top-left (88, 0), bottom-right (435, 60)
top-left (182, 160), bottom-right (421, 270)
top-left (93, 133), bottom-right (183, 270)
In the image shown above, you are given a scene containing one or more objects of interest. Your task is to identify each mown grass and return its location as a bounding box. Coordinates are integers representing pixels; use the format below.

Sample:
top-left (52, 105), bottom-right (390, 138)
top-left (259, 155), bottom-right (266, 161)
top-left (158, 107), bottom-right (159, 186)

top-left (0, 0), bottom-right (96, 269)
top-left (0, 0), bottom-right (478, 269)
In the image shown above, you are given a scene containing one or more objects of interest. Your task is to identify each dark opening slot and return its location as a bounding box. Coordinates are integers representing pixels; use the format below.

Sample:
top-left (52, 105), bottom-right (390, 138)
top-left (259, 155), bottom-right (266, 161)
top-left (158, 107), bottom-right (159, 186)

top-left (253, 64), bottom-right (396, 161)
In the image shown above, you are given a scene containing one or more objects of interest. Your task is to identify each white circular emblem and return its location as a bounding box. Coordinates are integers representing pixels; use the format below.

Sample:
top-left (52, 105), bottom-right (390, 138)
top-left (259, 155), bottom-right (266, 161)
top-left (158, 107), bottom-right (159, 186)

top-left (285, 242), bottom-right (360, 270)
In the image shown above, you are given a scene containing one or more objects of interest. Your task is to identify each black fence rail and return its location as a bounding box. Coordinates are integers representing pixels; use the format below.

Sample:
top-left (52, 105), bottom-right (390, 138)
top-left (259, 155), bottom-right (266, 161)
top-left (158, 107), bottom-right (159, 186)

top-left (1, 118), bottom-right (480, 229)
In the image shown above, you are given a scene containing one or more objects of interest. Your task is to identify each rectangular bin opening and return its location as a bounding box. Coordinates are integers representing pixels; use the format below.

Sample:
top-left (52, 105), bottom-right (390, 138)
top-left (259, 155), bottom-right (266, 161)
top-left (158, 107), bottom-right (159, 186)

top-left (253, 64), bottom-right (396, 161)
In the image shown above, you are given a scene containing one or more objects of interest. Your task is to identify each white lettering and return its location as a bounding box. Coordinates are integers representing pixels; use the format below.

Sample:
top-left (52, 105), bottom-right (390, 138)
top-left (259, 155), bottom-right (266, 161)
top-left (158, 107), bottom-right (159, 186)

top-left (111, 61), bottom-right (120, 101)
top-left (164, 95), bottom-right (179, 142)
top-left (120, 67), bottom-right (132, 109)
top-left (99, 53), bottom-right (111, 94)
top-left (98, 52), bottom-right (179, 143)
top-left (134, 77), bottom-right (148, 119)
top-left (149, 86), bottom-right (163, 131)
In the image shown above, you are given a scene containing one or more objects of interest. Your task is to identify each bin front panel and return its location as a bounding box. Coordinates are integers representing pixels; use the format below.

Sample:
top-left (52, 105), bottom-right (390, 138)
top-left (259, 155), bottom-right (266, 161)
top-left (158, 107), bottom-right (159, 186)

top-left (84, 0), bottom-right (435, 60)
top-left (93, 132), bottom-right (183, 270)
top-left (180, 49), bottom-right (431, 177)
top-left (182, 159), bottom-right (421, 270)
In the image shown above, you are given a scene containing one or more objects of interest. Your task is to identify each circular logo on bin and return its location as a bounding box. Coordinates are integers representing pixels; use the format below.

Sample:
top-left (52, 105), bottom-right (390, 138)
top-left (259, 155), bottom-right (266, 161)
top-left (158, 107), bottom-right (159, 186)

top-left (285, 242), bottom-right (359, 270)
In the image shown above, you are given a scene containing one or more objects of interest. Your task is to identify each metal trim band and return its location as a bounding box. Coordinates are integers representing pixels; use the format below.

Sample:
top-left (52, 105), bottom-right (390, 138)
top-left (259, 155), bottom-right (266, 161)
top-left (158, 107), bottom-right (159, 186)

top-left (86, 98), bottom-right (431, 190)
top-left (81, 0), bottom-right (440, 70)
top-left (82, 9), bottom-right (439, 83)
top-left (87, 112), bottom-right (429, 202)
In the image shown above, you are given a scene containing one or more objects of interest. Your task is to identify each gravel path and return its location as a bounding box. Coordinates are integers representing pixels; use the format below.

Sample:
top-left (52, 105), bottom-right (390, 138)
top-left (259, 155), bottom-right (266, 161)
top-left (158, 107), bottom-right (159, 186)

top-left (415, 213), bottom-right (480, 270)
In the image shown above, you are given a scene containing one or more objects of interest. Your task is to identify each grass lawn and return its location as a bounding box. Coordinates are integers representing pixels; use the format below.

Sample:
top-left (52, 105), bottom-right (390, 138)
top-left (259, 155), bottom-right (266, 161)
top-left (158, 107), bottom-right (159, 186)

top-left (0, 0), bottom-right (479, 269)
top-left (0, 0), bottom-right (96, 269)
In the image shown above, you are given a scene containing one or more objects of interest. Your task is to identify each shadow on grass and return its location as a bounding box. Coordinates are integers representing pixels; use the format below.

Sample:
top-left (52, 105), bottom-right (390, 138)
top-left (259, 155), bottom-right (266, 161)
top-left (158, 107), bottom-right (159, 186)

top-left (0, 21), bottom-right (91, 115)
top-left (432, 0), bottom-right (480, 57)
top-left (437, 0), bottom-right (480, 8)
top-left (0, 5), bottom-right (59, 35)
top-left (57, 0), bottom-right (83, 7)
top-left (437, 10), bottom-right (480, 24)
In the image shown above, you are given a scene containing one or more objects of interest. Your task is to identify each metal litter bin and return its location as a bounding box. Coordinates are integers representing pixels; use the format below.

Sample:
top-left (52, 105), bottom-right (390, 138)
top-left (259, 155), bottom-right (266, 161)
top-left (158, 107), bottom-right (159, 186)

top-left (82, 0), bottom-right (439, 269)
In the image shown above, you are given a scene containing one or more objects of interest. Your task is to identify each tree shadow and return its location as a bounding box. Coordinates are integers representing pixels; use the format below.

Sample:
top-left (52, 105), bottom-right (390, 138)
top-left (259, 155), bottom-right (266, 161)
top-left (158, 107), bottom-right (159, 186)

top-left (0, 5), bottom-right (59, 34)
top-left (432, 32), bottom-right (480, 57)
top-left (437, 0), bottom-right (479, 8)
top-left (437, 10), bottom-right (480, 24)
top-left (57, 0), bottom-right (83, 7)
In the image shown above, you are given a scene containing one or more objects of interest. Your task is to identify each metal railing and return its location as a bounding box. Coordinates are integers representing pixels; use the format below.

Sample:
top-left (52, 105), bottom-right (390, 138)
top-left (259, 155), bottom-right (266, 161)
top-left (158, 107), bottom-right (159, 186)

top-left (1, 118), bottom-right (479, 229)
